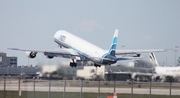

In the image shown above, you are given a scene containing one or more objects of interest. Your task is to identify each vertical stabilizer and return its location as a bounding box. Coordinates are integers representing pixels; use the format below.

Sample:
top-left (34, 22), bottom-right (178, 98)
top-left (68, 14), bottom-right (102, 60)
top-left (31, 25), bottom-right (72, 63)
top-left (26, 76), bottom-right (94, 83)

top-left (149, 53), bottom-right (159, 66)
top-left (108, 29), bottom-right (118, 56)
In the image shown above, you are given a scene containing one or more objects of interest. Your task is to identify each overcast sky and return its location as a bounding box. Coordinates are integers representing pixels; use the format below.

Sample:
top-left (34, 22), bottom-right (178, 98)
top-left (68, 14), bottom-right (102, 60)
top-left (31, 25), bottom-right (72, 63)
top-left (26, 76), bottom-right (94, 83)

top-left (0, 1), bottom-right (180, 66)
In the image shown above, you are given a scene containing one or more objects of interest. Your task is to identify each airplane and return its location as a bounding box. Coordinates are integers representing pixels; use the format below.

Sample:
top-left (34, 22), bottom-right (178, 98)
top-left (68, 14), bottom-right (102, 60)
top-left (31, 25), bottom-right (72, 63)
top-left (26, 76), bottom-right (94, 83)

top-left (150, 53), bottom-right (180, 82)
top-left (8, 29), bottom-right (173, 68)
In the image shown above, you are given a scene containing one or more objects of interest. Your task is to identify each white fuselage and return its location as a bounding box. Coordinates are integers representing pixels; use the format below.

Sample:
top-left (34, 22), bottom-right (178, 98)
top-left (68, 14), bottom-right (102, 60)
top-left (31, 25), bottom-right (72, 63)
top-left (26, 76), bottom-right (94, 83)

top-left (155, 66), bottom-right (180, 77)
top-left (53, 30), bottom-right (107, 64)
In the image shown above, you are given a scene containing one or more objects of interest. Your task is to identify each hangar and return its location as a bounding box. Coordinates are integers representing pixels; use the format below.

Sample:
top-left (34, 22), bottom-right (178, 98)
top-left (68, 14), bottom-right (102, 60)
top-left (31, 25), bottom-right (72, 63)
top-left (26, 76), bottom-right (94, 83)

top-left (77, 65), bottom-right (152, 81)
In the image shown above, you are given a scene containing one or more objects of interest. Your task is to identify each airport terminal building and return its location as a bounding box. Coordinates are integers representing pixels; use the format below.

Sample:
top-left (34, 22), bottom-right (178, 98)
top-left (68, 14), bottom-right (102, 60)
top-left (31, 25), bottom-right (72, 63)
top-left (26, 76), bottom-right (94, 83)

top-left (76, 65), bottom-right (152, 81)
top-left (0, 52), bottom-right (17, 67)
top-left (0, 52), bottom-right (38, 78)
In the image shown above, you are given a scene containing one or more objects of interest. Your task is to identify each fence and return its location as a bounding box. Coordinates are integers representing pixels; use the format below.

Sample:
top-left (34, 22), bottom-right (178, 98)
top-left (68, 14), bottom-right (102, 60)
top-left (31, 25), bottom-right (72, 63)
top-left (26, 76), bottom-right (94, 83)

top-left (0, 76), bottom-right (180, 98)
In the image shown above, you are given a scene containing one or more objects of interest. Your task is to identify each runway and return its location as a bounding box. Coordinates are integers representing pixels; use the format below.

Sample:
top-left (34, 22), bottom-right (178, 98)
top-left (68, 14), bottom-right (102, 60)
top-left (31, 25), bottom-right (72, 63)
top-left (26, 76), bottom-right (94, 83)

top-left (0, 85), bottom-right (179, 95)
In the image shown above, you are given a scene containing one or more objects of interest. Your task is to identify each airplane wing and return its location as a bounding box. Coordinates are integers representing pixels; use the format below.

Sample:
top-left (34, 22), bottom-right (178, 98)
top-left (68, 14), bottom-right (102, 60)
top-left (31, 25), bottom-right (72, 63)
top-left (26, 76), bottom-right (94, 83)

top-left (7, 48), bottom-right (79, 58)
top-left (115, 49), bottom-right (173, 55)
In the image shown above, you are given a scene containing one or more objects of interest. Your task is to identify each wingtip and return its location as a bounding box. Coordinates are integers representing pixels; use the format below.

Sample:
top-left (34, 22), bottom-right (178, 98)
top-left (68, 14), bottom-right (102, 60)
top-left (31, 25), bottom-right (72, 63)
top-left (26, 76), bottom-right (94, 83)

top-left (7, 48), bottom-right (18, 50)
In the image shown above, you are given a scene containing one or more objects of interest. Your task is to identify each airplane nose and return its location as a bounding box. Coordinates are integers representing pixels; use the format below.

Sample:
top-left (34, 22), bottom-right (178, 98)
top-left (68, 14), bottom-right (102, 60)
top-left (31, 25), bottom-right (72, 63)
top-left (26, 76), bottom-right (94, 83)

top-left (54, 31), bottom-right (61, 39)
top-left (54, 30), bottom-right (68, 39)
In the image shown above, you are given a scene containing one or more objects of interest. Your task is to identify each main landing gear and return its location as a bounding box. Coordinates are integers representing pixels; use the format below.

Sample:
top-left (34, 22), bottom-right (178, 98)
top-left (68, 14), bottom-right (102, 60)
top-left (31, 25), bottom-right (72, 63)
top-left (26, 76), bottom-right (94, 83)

top-left (94, 63), bottom-right (101, 67)
top-left (70, 62), bottom-right (77, 67)
top-left (70, 59), bottom-right (77, 67)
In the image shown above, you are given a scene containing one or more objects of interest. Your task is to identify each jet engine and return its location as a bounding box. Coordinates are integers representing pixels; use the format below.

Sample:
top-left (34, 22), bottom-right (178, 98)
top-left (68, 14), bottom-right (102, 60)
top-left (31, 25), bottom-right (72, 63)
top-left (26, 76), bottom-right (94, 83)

top-left (26, 51), bottom-right (37, 58)
top-left (46, 56), bottom-right (54, 59)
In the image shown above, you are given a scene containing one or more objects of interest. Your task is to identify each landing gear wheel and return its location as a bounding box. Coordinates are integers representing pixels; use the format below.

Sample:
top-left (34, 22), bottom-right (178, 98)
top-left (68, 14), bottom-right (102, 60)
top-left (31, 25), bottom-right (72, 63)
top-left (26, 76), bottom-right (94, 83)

top-left (70, 62), bottom-right (77, 67)
top-left (70, 59), bottom-right (77, 67)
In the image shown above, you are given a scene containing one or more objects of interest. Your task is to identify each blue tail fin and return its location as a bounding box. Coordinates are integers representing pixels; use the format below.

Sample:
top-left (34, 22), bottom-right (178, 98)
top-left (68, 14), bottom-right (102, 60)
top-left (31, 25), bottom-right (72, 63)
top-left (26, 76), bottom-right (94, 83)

top-left (108, 29), bottom-right (118, 56)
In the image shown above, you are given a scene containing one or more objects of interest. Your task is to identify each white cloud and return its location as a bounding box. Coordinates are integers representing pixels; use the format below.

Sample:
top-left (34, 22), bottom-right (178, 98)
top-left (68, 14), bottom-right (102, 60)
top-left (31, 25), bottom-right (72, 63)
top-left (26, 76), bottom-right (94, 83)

top-left (74, 20), bottom-right (104, 32)
top-left (144, 35), bottom-right (155, 42)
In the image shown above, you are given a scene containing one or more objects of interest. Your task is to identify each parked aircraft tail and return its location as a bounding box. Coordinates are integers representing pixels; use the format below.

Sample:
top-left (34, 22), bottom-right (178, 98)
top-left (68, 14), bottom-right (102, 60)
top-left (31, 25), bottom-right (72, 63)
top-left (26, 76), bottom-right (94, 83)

top-left (149, 53), bottom-right (159, 66)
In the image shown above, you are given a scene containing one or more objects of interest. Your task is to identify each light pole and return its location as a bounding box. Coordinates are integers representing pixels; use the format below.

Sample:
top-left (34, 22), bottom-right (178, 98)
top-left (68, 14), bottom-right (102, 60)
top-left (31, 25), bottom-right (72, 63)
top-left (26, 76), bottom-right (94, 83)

top-left (7, 66), bottom-right (9, 76)
top-left (175, 46), bottom-right (179, 66)
top-left (21, 66), bottom-right (24, 75)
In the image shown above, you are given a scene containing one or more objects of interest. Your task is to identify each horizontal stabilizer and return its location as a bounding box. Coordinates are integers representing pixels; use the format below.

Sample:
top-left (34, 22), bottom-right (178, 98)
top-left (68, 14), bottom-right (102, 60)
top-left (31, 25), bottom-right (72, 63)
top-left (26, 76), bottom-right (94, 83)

top-left (116, 57), bottom-right (142, 61)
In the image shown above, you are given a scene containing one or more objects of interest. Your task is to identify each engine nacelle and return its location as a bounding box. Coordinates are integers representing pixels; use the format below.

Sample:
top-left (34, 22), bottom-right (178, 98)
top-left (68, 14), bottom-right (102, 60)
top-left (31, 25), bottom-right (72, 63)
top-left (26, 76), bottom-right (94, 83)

top-left (133, 54), bottom-right (141, 57)
top-left (46, 56), bottom-right (54, 59)
top-left (26, 51), bottom-right (37, 58)
top-left (151, 74), bottom-right (160, 81)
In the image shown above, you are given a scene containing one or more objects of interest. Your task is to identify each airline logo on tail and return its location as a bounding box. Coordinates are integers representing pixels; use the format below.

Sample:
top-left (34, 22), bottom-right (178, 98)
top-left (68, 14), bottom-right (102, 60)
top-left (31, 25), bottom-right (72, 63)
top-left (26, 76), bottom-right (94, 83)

top-left (108, 29), bottom-right (118, 56)
top-left (100, 29), bottom-right (118, 64)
